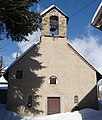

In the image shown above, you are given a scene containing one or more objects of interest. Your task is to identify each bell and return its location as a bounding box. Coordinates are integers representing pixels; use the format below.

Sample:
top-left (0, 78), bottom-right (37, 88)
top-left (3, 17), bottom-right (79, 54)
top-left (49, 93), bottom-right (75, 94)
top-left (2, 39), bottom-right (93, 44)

top-left (50, 16), bottom-right (58, 32)
top-left (50, 27), bottom-right (56, 32)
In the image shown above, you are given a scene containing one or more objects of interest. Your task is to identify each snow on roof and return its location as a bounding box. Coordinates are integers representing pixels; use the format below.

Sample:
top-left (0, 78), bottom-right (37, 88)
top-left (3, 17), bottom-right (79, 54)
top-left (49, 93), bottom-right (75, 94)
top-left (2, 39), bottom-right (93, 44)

top-left (40, 5), bottom-right (68, 18)
top-left (0, 76), bottom-right (8, 90)
top-left (98, 79), bottom-right (102, 86)
top-left (0, 84), bottom-right (8, 90)
top-left (4, 38), bottom-right (102, 79)
top-left (91, 2), bottom-right (102, 24)
top-left (0, 76), bottom-right (8, 83)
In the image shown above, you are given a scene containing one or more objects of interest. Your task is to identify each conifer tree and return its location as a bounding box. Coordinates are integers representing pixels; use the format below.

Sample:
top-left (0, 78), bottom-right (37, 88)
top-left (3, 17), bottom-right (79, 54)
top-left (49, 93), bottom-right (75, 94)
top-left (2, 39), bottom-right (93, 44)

top-left (0, 0), bottom-right (41, 42)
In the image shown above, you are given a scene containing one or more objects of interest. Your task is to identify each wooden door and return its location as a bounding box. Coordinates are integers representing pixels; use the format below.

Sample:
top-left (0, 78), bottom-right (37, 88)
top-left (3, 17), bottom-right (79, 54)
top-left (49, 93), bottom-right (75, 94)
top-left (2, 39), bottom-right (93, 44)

top-left (47, 97), bottom-right (60, 115)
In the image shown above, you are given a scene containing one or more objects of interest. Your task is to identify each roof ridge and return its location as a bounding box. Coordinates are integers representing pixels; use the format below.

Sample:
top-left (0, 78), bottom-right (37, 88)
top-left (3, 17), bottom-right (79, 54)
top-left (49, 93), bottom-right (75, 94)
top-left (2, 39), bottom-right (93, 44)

top-left (91, 2), bottom-right (102, 24)
top-left (40, 4), bottom-right (68, 18)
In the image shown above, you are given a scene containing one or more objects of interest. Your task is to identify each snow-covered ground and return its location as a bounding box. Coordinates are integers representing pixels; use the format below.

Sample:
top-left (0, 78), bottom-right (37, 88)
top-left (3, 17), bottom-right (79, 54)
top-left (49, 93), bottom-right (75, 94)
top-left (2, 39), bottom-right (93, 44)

top-left (0, 104), bottom-right (102, 120)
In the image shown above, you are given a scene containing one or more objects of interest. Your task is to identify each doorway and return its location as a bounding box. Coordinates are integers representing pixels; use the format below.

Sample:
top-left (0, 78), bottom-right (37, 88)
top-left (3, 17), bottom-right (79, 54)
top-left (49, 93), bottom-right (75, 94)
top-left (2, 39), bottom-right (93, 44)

top-left (47, 97), bottom-right (60, 115)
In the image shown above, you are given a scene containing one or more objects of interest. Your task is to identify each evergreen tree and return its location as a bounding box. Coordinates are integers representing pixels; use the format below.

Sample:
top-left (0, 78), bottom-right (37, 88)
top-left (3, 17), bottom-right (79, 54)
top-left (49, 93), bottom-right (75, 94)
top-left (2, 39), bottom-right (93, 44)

top-left (0, 0), bottom-right (41, 42)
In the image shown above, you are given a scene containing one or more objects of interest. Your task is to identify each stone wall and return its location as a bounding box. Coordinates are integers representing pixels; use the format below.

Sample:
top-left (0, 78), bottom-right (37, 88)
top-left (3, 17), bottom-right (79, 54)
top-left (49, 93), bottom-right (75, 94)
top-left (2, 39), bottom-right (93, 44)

top-left (41, 8), bottom-right (67, 37)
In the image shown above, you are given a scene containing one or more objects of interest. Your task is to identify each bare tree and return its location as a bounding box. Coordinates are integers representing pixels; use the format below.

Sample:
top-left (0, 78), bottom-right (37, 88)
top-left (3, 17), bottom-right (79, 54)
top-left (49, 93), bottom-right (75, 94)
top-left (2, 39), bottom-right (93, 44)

top-left (0, 56), bottom-right (3, 77)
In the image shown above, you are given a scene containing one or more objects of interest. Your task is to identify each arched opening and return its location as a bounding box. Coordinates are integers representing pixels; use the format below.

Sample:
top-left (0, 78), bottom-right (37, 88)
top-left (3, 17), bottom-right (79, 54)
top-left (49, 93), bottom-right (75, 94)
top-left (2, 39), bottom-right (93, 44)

top-left (27, 95), bottom-right (32, 108)
top-left (74, 95), bottom-right (78, 107)
top-left (49, 76), bottom-right (58, 84)
top-left (50, 16), bottom-right (59, 35)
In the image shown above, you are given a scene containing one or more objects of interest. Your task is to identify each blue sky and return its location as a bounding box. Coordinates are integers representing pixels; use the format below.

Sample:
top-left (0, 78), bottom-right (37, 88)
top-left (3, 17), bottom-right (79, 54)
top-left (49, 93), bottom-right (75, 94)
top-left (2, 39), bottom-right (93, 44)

top-left (38, 0), bottom-right (102, 39)
top-left (0, 0), bottom-right (102, 73)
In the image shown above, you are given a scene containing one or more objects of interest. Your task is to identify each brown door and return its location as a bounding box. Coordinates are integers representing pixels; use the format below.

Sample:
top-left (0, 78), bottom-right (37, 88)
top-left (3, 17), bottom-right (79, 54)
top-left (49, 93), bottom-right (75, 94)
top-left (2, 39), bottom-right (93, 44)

top-left (47, 97), bottom-right (60, 115)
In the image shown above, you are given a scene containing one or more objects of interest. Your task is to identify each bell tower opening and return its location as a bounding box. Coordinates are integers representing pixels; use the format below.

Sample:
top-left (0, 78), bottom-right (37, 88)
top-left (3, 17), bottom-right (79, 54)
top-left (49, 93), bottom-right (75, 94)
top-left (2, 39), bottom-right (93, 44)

top-left (50, 16), bottom-right (59, 35)
top-left (41, 5), bottom-right (69, 37)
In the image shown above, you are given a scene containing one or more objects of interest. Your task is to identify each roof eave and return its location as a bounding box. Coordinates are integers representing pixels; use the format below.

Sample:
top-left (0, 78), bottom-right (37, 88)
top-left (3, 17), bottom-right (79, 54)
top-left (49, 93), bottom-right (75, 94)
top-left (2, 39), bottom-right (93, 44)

top-left (91, 2), bottom-right (102, 30)
top-left (3, 39), bottom-right (41, 81)
top-left (67, 42), bottom-right (102, 77)
top-left (40, 5), bottom-right (69, 22)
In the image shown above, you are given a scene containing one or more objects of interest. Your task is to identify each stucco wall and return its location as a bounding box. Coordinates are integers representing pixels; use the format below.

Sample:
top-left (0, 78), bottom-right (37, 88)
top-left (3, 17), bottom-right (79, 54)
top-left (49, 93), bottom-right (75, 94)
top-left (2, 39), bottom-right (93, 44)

top-left (7, 36), bottom-right (98, 116)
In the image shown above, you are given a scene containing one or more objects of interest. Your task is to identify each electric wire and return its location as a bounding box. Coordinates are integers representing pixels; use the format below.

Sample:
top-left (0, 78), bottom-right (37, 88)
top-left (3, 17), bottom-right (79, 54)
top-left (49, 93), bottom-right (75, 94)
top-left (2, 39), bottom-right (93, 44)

top-left (1, 36), bottom-right (40, 55)
top-left (0, 0), bottom-right (98, 60)
top-left (70, 0), bottom-right (96, 18)
top-left (0, 43), bottom-right (10, 50)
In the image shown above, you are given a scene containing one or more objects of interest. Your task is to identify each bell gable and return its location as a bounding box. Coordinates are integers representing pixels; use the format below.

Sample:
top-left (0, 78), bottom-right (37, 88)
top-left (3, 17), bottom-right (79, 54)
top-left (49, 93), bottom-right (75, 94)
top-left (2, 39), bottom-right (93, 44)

top-left (41, 5), bottom-right (69, 37)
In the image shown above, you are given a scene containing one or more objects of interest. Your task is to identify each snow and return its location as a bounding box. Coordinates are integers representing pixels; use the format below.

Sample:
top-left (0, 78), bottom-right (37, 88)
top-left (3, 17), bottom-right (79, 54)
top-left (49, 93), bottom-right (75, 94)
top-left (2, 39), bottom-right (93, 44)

top-left (0, 76), bottom-right (8, 83)
top-left (91, 2), bottom-right (102, 24)
top-left (0, 84), bottom-right (8, 90)
top-left (40, 5), bottom-right (68, 17)
top-left (0, 103), bottom-right (102, 120)
top-left (0, 76), bottom-right (8, 90)
top-left (40, 5), bottom-right (55, 15)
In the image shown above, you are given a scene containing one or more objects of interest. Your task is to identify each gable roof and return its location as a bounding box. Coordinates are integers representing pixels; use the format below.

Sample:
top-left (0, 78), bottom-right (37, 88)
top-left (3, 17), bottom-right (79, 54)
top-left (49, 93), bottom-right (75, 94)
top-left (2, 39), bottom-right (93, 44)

top-left (91, 2), bottom-right (102, 30)
top-left (0, 76), bottom-right (8, 83)
top-left (40, 5), bottom-right (69, 21)
top-left (0, 76), bottom-right (8, 90)
top-left (3, 36), bottom-right (102, 81)
top-left (67, 43), bottom-right (96, 71)
top-left (4, 39), bottom-right (40, 72)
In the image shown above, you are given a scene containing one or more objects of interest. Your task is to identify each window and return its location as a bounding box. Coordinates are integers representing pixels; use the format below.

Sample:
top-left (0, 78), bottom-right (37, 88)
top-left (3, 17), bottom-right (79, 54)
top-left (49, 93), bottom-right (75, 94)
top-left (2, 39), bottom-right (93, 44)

top-left (74, 95), bottom-right (78, 107)
top-left (50, 16), bottom-right (59, 35)
top-left (16, 70), bottom-right (23, 79)
top-left (27, 95), bottom-right (32, 108)
top-left (49, 76), bottom-right (57, 84)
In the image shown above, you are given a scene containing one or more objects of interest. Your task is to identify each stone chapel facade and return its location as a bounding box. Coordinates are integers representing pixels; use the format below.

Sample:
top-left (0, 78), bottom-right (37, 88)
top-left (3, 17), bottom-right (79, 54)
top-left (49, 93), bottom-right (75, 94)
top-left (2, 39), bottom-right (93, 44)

top-left (4, 5), bottom-right (102, 116)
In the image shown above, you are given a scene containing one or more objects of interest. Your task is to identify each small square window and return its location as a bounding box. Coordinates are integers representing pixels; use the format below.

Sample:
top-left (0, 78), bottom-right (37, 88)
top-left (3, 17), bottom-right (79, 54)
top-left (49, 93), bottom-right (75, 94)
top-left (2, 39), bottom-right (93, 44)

top-left (16, 70), bottom-right (23, 79)
top-left (50, 76), bottom-right (57, 84)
